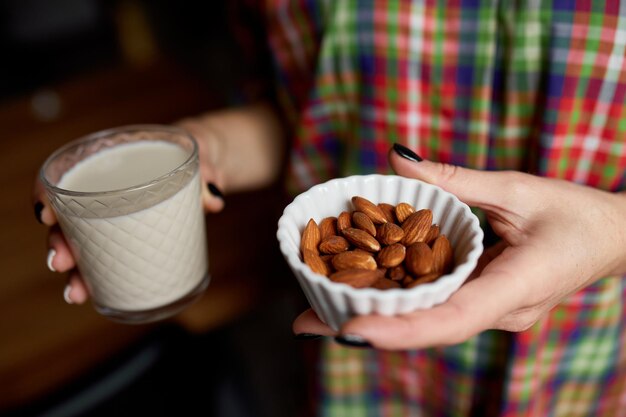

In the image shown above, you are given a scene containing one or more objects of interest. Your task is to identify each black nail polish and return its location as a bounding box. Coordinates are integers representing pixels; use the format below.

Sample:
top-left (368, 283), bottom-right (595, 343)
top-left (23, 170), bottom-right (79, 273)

top-left (393, 143), bottom-right (423, 162)
top-left (207, 183), bottom-right (224, 199)
top-left (294, 333), bottom-right (322, 340)
top-left (34, 201), bottom-right (44, 224)
top-left (334, 334), bottom-right (372, 348)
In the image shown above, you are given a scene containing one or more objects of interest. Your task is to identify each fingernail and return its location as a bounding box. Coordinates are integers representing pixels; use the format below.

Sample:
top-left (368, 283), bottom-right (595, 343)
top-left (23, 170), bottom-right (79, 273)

top-left (392, 143), bottom-right (423, 162)
top-left (334, 334), bottom-right (372, 348)
top-left (34, 201), bottom-right (44, 224)
top-left (207, 183), bottom-right (224, 199)
top-left (294, 333), bottom-right (322, 340)
top-left (46, 249), bottom-right (57, 272)
top-left (63, 284), bottom-right (73, 304)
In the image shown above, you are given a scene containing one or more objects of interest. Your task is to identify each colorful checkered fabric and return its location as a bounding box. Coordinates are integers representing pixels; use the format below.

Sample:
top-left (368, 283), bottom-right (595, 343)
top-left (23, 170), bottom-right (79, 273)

top-left (261, 1), bottom-right (626, 415)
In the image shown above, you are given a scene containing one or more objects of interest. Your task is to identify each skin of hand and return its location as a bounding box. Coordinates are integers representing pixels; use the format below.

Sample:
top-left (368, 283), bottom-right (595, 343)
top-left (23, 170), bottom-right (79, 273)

top-left (34, 102), bottom-right (285, 304)
top-left (293, 148), bottom-right (626, 350)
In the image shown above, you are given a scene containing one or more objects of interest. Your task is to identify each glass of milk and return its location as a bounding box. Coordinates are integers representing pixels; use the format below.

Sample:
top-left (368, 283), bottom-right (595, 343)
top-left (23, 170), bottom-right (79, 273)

top-left (40, 125), bottom-right (209, 323)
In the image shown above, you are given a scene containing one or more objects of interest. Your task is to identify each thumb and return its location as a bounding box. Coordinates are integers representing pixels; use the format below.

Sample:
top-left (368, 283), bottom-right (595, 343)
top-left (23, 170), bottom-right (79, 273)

top-left (388, 144), bottom-right (513, 209)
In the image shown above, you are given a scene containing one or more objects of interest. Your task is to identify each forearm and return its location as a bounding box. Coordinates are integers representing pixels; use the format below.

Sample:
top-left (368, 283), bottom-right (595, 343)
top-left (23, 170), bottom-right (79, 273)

top-left (178, 101), bottom-right (287, 193)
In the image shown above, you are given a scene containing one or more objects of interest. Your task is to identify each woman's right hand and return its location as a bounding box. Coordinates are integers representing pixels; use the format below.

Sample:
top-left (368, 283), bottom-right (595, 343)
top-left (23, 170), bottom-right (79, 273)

top-left (33, 123), bottom-right (229, 305)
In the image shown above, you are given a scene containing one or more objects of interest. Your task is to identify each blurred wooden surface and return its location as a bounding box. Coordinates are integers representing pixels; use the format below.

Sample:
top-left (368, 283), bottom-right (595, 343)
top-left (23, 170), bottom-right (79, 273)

top-left (0, 60), bottom-right (289, 412)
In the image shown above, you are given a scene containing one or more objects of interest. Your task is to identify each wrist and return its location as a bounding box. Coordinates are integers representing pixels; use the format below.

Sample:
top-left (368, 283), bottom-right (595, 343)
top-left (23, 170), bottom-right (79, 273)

top-left (176, 102), bottom-right (286, 192)
top-left (176, 116), bottom-right (228, 188)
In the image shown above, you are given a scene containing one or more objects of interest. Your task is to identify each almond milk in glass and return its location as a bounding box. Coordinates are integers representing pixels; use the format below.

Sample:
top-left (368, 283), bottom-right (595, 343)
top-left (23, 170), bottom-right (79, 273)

top-left (40, 125), bottom-right (209, 323)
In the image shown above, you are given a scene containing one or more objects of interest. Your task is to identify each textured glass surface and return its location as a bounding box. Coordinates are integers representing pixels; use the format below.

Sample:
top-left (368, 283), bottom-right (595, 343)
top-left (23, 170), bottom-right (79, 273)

top-left (41, 126), bottom-right (209, 322)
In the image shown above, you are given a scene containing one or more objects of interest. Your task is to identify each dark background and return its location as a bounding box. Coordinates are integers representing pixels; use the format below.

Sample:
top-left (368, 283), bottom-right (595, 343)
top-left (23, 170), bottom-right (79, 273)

top-left (0, 0), bottom-right (259, 104)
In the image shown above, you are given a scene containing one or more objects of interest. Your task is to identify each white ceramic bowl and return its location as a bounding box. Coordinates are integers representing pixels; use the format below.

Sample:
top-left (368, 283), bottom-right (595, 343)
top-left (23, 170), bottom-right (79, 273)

top-left (276, 174), bottom-right (484, 331)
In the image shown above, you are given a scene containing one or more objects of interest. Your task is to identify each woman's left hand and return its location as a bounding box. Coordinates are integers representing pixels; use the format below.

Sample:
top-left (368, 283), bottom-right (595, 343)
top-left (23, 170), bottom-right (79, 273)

top-left (293, 148), bottom-right (626, 350)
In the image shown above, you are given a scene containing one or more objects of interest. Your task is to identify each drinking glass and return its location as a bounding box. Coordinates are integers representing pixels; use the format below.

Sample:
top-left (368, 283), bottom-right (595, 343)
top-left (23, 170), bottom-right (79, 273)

top-left (40, 125), bottom-right (210, 323)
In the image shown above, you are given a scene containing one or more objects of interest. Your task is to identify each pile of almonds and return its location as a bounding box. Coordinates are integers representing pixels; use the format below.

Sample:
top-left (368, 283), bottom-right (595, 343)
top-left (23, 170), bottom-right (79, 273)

top-left (300, 196), bottom-right (454, 290)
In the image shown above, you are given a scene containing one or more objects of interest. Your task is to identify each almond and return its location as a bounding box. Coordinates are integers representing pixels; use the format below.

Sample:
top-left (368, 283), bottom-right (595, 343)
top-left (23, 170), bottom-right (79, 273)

top-left (302, 249), bottom-right (329, 276)
top-left (431, 235), bottom-right (454, 274)
top-left (301, 218), bottom-right (321, 254)
top-left (320, 254), bottom-right (335, 272)
top-left (329, 268), bottom-right (384, 288)
top-left (337, 211), bottom-right (352, 233)
top-left (378, 203), bottom-right (397, 223)
top-left (332, 250), bottom-right (377, 271)
top-left (387, 264), bottom-right (406, 281)
top-left (319, 235), bottom-right (350, 254)
top-left (395, 202), bottom-right (415, 223)
top-left (376, 243), bottom-right (406, 268)
top-left (401, 209), bottom-right (433, 245)
top-left (352, 211), bottom-right (376, 236)
top-left (342, 227), bottom-right (381, 252)
top-left (401, 275), bottom-right (416, 287)
top-left (320, 254), bottom-right (334, 262)
top-left (351, 196), bottom-right (388, 224)
top-left (405, 272), bottom-right (441, 288)
top-left (405, 242), bottom-right (434, 276)
top-left (377, 222), bottom-right (405, 245)
top-left (425, 224), bottom-right (440, 245)
top-left (370, 277), bottom-right (402, 290)
top-left (319, 217), bottom-right (338, 240)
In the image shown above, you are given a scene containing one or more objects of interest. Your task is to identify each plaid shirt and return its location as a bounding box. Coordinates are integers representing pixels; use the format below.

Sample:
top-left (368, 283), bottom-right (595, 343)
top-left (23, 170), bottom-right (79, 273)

top-left (259, 1), bottom-right (626, 415)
